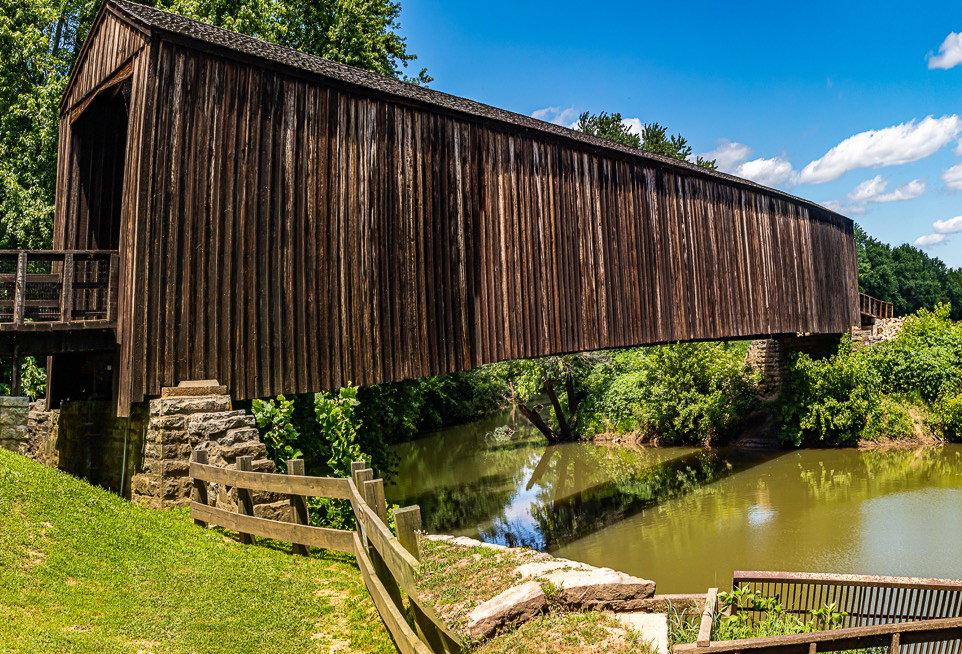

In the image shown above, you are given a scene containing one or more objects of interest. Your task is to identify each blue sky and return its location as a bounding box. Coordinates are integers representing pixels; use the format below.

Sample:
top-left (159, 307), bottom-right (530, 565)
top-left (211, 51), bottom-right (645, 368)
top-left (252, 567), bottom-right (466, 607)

top-left (398, 1), bottom-right (962, 267)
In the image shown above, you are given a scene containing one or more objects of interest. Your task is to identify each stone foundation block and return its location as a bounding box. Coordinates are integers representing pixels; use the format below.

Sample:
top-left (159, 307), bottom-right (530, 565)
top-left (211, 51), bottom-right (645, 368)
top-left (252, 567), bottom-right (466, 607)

top-left (150, 396), bottom-right (232, 416)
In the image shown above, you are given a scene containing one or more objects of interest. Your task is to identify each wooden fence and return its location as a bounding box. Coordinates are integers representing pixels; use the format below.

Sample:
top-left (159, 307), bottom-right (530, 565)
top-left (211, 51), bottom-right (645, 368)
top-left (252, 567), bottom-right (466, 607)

top-left (0, 250), bottom-right (118, 328)
top-left (859, 292), bottom-right (894, 320)
top-left (189, 449), bottom-right (463, 654)
top-left (675, 572), bottom-right (962, 654)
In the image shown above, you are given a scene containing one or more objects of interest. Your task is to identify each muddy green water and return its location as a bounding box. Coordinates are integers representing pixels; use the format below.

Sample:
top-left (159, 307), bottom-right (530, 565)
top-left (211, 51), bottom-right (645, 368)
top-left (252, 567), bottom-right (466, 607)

top-left (384, 409), bottom-right (962, 594)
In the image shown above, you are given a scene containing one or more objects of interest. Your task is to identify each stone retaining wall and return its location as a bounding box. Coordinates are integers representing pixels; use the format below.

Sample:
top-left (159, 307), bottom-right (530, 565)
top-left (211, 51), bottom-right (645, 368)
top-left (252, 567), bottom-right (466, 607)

top-left (19, 381), bottom-right (284, 516)
top-left (746, 333), bottom-right (843, 396)
top-left (851, 316), bottom-right (906, 347)
top-left (0, 396), bottom-right (28, 454)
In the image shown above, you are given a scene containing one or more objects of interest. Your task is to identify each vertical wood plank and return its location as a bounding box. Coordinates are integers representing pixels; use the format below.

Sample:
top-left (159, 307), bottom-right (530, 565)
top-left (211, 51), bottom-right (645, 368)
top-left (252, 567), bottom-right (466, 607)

top-left (287, 458), bottom-right (310, 556)
top-left (191, 448), bottom-right (209, 527)
top-left (235, 455), bottom-right (255, 545)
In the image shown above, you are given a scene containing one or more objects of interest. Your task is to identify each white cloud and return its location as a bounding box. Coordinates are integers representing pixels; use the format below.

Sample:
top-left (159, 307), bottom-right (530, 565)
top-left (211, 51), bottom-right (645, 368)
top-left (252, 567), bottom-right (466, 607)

top-left (798, 115), bottom-right (962, 184)
top-left (914, 233), bottom-right (946, 247)
top-left (700, 140), bottom-right (754, 172)
top-left (928, 32), bottom-right (962, 70)
top-left (734, 157), bottom-right (797, 187)
top-left (874, 179), bottom-right (926, 203)
top-left (531, 106), bottom-right (579, 128)
top-left (820, 200), bottom-right (866, 215)
top-left (621, 117), bottom-right (643, 136)
top-left (933, 215), bottom-right (962, 234)
top-left (848, 175), bottom-right (888, 202)
top-left (942, 163), bottom-right (962, 190)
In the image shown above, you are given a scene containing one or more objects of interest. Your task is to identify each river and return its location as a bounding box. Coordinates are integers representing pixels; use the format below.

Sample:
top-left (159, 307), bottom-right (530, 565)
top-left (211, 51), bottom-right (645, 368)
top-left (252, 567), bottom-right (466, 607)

top-left (384, 408), bottom-right (962, 594)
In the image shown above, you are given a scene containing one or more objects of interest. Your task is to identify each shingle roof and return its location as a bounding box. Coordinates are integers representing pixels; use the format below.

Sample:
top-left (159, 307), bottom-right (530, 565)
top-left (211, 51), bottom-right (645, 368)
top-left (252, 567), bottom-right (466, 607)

top-left (109, 0), bottom-right (843, 220)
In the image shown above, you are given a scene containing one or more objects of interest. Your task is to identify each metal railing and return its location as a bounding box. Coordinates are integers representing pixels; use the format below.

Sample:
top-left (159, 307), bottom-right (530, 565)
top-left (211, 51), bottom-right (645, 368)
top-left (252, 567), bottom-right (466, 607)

top-left (860, 292), bottom-right (894, 320)
top-left (0, 250), bottom-right (118, 328)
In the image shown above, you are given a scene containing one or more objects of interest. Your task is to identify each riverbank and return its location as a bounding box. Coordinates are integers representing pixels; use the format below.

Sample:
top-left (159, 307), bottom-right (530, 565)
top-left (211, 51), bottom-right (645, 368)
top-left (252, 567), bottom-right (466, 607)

top-left (0, 449), bottom-right (394, 652)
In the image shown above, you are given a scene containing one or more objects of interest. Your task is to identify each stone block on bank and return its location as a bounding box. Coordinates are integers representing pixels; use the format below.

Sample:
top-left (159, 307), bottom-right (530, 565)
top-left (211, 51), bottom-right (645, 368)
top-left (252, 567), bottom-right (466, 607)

top-left (151, 395), bottom-right (232, 416)
top-left (613, 612), bottom-right (669, 654)
top-left (539, 567), bottom-right (656, 610)
top-left (465, 581), bottom-right (547, 641)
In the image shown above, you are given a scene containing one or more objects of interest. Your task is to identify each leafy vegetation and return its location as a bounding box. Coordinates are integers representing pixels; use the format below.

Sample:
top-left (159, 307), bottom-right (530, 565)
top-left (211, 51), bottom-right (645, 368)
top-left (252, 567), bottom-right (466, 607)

top-left (856, 226), bottom-right (962, 321)
top-left (778, 305), bottom-right (962, 446)
top-left (0, 0), bottom-right (428, 255)
top-left (0, 448), bottom-right (394, 652)
top-left (575, 343), bottom-right (758, 445)
top-left (477, 611), bottom-right (655, 654)
top-left (576, 111), bottom-right (717, 169)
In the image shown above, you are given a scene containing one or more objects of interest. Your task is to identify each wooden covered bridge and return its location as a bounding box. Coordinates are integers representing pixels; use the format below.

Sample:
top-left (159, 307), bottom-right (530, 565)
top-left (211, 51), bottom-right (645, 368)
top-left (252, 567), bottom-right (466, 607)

top-left (2, 0), bottom-right (860, 416)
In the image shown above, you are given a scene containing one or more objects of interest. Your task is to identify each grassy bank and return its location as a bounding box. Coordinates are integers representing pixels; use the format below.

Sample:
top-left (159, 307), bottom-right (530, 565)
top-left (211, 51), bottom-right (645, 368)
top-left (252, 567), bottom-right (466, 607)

top-left (0, 450), bottom-right (393, 653)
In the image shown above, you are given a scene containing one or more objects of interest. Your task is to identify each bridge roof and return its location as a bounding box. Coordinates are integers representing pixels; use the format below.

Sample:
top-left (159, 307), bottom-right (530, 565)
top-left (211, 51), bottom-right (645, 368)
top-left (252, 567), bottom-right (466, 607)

top-left (109, 0), bottom-right (845, 223)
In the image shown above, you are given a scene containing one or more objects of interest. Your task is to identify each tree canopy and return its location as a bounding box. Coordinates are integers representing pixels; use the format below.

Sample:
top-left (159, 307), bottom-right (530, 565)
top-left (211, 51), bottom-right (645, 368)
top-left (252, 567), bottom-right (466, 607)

top-left (576, 110), bottom-right (717, 169)
top-left (0, 0), bottom-right (429, 250)
top-left (856, 225), bottom-right (962, 320)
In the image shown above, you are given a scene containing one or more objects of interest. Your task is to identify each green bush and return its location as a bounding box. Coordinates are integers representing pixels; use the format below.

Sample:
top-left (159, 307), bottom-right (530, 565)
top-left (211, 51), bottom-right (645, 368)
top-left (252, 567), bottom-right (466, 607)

top-left (576, 342), bottom-right (758, 445)
top-left (863, 396), bottom-right (916, 442)
top-left (251, 394), bottom-right (302, 472)
top-left (932, 393), bottom-right (962, 442)
top-left (356, 365), bottom-right (509, 444)
top-left (777, 337), bottom-right (881, 446)
top-left (864, 304), bottom-right (962, 402)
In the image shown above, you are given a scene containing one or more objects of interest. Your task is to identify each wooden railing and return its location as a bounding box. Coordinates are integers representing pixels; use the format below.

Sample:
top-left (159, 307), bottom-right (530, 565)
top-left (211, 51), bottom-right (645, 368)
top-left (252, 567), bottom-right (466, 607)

top-left (732, 571), bottom-right (962, 628)
top-left (674, 571), bottom-right (962, 654)
top-left (0, 250), bottom-right (118, 329)
top-left (859, 292), bottom-right (894, 320)
top-left (189, 449), bottom-right (463, 654)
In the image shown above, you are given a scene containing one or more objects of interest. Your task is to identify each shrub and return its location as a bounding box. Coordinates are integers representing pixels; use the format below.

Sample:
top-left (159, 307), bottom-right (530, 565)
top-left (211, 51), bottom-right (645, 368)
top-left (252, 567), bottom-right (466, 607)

top-left (777, 337), bottom-right (881, 446)
top-left (251, 394), bottom-right (301, 472)
top-left (863, 396), bottom-right (916, 442)
top-left (864, 304), bottom-right (962, 402)
top-left (932, 393), bottom-right (962, 442)
top-left (577, 342), bottom-right (758, 445)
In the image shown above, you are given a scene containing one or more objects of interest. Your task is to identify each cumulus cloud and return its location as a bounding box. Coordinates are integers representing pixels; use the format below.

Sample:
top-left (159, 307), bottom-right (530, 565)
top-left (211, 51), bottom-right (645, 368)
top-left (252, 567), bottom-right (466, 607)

top-left (531, 106), bottom-right (579, 128)
top-left (914, 233), bottom-right (946, 247)
top-left (700, 140), bottom-right (754, 172)
top-left (928, 32), bottom-right (962, 70)
top-left (798, 115), bottom-right (962, 184)
top-left (848, 175), bottom-right (888, 203)
top-left (871, 179), bottom-right (927, 203)
top-left (933, 215), bottom-right (962, 234)
top-left (942, 163), bottom-right (962, 190)
top-left (820, 200), bottom-right (866, 215)
top-left (734, 157), bottom-right (797, 187)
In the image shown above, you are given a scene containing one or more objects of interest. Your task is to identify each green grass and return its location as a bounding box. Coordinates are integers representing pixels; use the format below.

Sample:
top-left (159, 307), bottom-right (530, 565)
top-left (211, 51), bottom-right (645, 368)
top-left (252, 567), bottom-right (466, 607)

top-left (476, 611), bottom-right (655, 654)
top-left (0, 450), bottom-right (394, 653)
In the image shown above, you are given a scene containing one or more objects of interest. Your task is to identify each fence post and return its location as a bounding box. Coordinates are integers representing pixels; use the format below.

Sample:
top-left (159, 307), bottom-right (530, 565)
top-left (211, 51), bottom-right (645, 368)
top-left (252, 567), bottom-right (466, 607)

top-left (60, 252), bottom-right (74, 322)
top-left (14, 251), bottom-right (26, 326)
top-left (697, 587), bottom-right (718, 647)
top-left (107, 253), bottom-right (119, 323)
top-left (235, 455), bottom-right (255, 545)
top-left (394, 506), bottom-right (421, 561)
top-left (889, 632), bottom-right (900, 654)
top-left (191, 448), bottom-right (209, 527)
top-left (353, 468), bottom-right (373, 548)
top-left (287, 458), bottom-right (310, 556)
top-left (363, 478), bottom-right (388, 523)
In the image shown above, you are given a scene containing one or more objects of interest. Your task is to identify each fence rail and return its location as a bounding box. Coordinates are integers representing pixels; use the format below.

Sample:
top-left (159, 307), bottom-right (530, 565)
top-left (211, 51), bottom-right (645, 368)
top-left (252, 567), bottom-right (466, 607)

top-left (859, 292), bottom-right (894, 320)
top-left (189, 450), bottom-right (461, 654)
top-left (0, 250), bottom-right (118, 329)
top-left (680, 571), bottom-right (962, 654)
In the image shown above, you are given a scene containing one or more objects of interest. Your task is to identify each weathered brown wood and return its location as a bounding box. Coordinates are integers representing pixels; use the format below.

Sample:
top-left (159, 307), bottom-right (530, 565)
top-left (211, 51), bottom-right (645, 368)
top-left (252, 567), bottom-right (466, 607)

top-left (733, 571), bottom-right (962, 592)
top-left (190, 501), bottom-right (354, 553)
top-left (673, 617), bottom-right (962, 654)
top-left (191, 448), bottom-right (209, 527)
top-left (352, 532), bottom-right (433, 654)
top-left (190, 460), bottom-right (351, 498)
top-left (698, 587), bottom-right (718, 647)
top-left (287, 459), bottom-right (310, 556)
top-left (14, 252), bottom-right (26, 326)
top-left (48, 1), bottom-right (861, 418)
top-left (394, 505), bottom-right (421, 562)
top-left (364, 478), bottom-right (388, 523)
top-left (234, 455), bottom-right (255, 545)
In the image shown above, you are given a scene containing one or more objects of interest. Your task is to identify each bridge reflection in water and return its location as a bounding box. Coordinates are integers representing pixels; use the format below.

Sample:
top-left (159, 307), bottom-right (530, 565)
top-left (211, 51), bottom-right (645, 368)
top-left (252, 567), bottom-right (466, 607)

top-left (385, 411), bottom-right (962, 594)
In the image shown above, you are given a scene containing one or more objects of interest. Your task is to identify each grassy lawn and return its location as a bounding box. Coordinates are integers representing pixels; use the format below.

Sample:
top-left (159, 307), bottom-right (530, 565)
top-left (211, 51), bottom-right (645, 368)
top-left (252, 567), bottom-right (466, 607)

top-left (0, 450), bottom-right (394, 653)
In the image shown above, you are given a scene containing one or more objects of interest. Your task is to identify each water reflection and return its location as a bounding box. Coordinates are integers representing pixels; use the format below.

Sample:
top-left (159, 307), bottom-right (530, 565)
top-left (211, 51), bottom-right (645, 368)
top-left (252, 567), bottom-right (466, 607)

top-left (386, 411), bottom-right (962, 594)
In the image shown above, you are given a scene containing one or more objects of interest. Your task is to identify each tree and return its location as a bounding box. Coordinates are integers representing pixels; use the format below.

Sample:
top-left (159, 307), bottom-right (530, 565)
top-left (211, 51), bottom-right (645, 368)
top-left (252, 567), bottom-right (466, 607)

top-left (576, 110), bottom-right (717, 169)
top-left (0, 0), bottom-right (430, 251)
top-left (855, 225), bottom-right (962, 320)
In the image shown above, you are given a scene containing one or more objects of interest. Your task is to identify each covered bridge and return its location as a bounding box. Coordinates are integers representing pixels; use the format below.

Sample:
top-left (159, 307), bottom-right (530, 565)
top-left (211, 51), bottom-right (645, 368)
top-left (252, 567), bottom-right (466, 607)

top-left (3, 0), bottom-right (858, 416)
